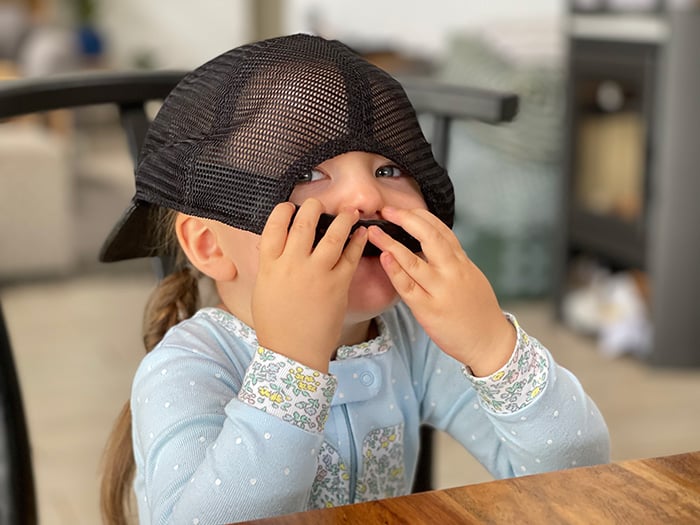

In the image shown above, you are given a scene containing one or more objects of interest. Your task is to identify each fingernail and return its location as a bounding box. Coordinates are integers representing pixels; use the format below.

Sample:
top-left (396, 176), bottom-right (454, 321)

top-left (367, 225), bottom-right (383, 237)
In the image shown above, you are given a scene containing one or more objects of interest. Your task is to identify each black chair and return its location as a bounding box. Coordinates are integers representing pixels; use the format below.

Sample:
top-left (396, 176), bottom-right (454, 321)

top-left (397, 77), bottom-right (518, 492)
top-left (0, 70), bottom-right (517, 523)
top-left (0, 71), bottom-right (182, 525)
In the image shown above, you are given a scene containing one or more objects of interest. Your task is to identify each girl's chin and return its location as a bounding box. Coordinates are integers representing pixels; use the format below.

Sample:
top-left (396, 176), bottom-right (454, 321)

top-left (347, 256), bottom-right (400, 316)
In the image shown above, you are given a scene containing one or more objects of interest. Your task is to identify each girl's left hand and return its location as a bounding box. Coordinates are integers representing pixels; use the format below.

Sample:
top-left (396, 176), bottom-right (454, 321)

top-left (367, 207), bottom-right (515, 377)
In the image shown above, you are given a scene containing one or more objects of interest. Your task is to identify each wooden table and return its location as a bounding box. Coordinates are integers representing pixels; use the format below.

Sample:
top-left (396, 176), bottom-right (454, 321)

top-left (239, 451), bottom-right (700, 524)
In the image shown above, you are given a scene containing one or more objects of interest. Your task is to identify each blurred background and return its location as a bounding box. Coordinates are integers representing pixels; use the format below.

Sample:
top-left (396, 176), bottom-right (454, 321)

top-left (1, 0), bottom-right (699, 523)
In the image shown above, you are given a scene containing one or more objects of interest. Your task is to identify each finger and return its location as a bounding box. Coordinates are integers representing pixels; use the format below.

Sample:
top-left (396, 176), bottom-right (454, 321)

top-left (337, 225), bottom-right (368, 272)
top-left (285, 198), bottom-right (324, 255)
top-left (368, 225), bottom-right (431, 283)
top-left (412, 209), bottom-right (469, 261)
top-left (381, 207), bottom-right (460, 263)
top-left (313, 208), bottom-right (360, 267)
top-left (367, 221), bottom-right (411, 257)
top-left (260, 202), bottom-right (296, 260)
top-left (378, 250), bottom-right (429, 302)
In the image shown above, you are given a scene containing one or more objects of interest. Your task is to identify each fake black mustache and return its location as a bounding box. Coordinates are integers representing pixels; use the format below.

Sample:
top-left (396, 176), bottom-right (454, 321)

top-left (289, 207), bottom-right (421, 257)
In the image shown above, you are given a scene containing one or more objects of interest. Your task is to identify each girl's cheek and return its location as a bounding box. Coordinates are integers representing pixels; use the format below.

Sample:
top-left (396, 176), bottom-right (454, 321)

top-left (380, 177), bottom-right (426, 205)
top-left (289, 186), bottom-right (312, 205)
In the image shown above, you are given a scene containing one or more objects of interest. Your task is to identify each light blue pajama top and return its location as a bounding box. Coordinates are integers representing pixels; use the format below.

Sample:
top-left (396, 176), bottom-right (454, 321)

top-left (130, 303), bottom-right (610, 524)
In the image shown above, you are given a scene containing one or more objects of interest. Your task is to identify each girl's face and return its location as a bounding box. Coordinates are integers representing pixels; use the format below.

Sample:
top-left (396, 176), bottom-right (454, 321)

top-left (213, 151), bottom-right (427, 339)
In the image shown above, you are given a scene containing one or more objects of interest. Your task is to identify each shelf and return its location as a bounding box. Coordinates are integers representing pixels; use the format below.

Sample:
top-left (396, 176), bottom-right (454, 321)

top-left (569, 13), bottom-right (669, 43)
top-left (568, 208), bottom-right (645, 268)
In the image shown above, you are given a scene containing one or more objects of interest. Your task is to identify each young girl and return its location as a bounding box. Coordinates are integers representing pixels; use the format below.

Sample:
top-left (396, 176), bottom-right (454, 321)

top-left (99, 33), bottom-right (609, 525)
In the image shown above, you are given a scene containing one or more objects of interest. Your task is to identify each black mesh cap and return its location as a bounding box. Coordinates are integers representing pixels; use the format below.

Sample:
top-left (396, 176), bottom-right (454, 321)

top-left (99, 33), bottom-right (454, 262)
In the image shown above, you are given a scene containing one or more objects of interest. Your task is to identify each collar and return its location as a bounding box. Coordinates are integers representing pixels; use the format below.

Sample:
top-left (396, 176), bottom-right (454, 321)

top-left (200, 307), bottom-right (393, 361)
top-left (335, 317), bottom-right (392, 360)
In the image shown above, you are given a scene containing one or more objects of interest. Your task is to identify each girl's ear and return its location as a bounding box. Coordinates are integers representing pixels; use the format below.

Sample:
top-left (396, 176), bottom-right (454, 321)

top-left (175, 214), bottom-right (237, 281)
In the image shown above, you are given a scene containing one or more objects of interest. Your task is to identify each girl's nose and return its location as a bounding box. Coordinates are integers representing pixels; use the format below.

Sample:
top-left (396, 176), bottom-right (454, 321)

top-left (340, 175), bottom-right (385, 217)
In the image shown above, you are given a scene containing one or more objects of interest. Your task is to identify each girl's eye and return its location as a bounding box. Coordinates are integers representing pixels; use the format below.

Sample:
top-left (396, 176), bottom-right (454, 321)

top-left (375, 165), bottom-right (403, 178)
top-left (297, 169), bottom-right (325, 183)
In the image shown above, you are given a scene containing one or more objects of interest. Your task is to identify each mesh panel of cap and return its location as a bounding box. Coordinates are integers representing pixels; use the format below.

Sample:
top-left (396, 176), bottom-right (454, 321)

top-left (100, 33), bottom-right (454, 262)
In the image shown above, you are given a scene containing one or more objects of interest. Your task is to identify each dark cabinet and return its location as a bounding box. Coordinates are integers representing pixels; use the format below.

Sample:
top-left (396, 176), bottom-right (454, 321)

top-left (564, 38), bottom-right (658, 270)
top-left (556, 11), bottom-right (700, 366)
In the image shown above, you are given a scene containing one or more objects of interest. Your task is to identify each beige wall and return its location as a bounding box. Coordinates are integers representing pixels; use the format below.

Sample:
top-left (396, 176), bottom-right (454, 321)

top-left (95, 0), bottom-right (251, 69)
top-left (93, 0), bottom-right (564, 69)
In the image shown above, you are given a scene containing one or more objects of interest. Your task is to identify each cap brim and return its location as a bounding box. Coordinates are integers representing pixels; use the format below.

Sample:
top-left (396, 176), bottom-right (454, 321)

top-left (99, 200), bottom-right (159, 262)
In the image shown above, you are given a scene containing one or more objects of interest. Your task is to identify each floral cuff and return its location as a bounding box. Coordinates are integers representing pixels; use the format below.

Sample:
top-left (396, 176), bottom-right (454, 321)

top-left (238, 347), bottom-right (338, 433)
top-left (463, 313), bottom-right (549, 414)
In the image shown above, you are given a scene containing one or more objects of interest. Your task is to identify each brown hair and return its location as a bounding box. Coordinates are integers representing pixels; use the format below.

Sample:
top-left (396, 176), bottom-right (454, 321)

top-left (100, 208), bottom-right (201, 525)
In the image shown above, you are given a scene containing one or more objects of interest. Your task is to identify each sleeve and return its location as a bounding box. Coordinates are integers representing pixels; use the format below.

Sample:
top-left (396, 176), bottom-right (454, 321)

top-left (131, 340), bottom-right (337, 525)
top-left (463, 313), bottom-right (549, 414)
top-left (412, 311), bottom-right (610, 480)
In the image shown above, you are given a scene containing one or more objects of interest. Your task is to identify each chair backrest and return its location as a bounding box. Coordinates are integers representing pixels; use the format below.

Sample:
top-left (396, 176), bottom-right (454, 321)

top-left (0, 70), bottom-right (517, 521)
top-left (391, 76), bottom-right (518, 492)
top-left (0, 302), bottom-right (35, 525)
top-left (0, 71), bottom-right (181, 525)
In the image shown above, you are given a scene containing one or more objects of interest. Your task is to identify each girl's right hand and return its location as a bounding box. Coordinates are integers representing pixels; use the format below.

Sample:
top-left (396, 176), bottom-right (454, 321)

top-left (251, 199), bottom-right (368, 373)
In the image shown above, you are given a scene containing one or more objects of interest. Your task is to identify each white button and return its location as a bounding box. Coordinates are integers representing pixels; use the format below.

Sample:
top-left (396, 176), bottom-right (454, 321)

top-left (360, 372), bottom-right (374, 386)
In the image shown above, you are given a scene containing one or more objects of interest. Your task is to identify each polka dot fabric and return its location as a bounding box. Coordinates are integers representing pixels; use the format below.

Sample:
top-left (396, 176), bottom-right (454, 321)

top-left (129, 304), bottom-right (610, 523)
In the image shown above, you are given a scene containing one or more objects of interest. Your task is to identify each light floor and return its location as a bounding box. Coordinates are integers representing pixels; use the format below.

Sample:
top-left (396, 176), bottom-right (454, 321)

top-left (2, 271), bottom-right (699, 524)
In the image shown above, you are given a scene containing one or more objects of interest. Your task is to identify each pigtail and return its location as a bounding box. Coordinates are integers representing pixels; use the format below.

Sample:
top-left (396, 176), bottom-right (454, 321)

top-left (100, 267), bottom-right (201, 524)
top-left (100, 401), bottom-right (136, 525)
top-left (143, 267), bottom-right (201, 352)
top-left (100, 208), bottom-right (201, 525)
